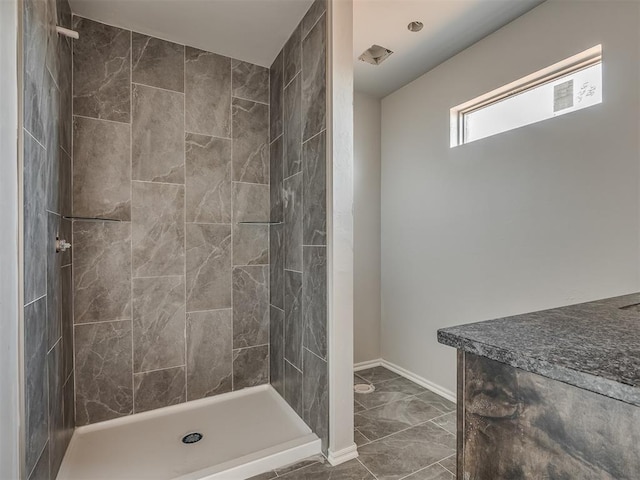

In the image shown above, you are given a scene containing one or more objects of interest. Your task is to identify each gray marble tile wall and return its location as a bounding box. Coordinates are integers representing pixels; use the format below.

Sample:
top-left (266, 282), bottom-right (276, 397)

top-left (23, 0), bottom-right (75, 478)
top-left (268, 0), bottom-right (329, 454)
top-left (71, 16), bottom-right (271, 426)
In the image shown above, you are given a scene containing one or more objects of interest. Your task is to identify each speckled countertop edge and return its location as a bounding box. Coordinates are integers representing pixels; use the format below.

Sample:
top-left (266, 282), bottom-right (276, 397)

top-left (437, 294), bottom-right (640, 407)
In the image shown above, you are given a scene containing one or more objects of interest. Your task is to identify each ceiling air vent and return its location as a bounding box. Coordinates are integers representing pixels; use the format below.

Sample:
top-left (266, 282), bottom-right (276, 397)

top-left (358, 45), bottom-right (393, 66)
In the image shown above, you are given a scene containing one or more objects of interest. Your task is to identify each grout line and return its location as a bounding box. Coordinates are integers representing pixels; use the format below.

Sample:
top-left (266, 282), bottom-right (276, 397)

top-left (303, 346), bottom-right (325, 363)
top-left (129, 29), bottom-right (136, 415)
top-left (270, 132), bottom-right (283, 146)
top-left (232, 180), bottom-right (270, 187)
top-left (283, 70), bottom-right (300, 92)
top-left (186, 307), bottom-right (232, 315)
top-left (131, 274), bottom-right (184, 280)
top-left (134, 364), bottom-right (186, 376)
top-left (24, 128), bottom-right (46, 151)
top-left (282, 170), bottom-right (302, 184)
top-left (72, 113), bottom-right (130, 126)
top-left (131, 179), bottom-right (184, 187)
top-left (184, 129), bottom-right (231, 141)
top-left (232, 94), bottom-right (269, 106)
top-left (284, 268), bottom-right (302, 274)
top-left (131, 81), bottom-right (184, 95)
top-left (301, 127), bottom-right (326, 146)
top-left (182, 43), bottom-right (189, 403)
top-left (438, 454), bottom-right (456, 476)
top-left (302, 9), bottom-right (326, 42)
top-left (73, 318), bottom-right (132, 327)
top-left (284, 358), bottom-right (303, 374)
top-left (396, 459), bottom-right (448, 480)
top-left (24, 293), bottom-right (47, 308)
top-left (356, 457), bottom-right (379, 480)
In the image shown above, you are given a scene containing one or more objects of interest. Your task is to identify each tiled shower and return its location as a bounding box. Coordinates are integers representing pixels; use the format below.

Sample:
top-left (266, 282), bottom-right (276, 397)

top-left (22, 0), bottom-right (329, 478)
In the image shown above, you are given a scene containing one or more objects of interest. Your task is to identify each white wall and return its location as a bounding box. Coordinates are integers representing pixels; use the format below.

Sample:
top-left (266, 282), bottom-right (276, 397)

top-left (0, 0), bottom-right (22, 477)
top-left (353, 91), bottom-right (381, 364)
top-left (381, 0), bottom-right (640, 395)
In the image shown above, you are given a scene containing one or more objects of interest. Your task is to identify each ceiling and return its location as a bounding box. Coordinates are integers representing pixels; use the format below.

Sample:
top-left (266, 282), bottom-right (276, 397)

top-left (354, 0), bottom-right (545, 98)
top-left (68, 0), bottom-right (315, 67)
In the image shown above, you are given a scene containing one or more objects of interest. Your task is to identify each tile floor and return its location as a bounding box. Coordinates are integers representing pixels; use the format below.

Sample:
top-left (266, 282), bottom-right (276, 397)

top-left (251, 366), bottom-right (457, 480)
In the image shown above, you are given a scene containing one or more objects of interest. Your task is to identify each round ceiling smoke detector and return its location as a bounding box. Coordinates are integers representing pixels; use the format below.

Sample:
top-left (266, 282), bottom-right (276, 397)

top-left (354, 383), bottom-right (375, 394)
top-left (407, 21), bottom-right (424, 32)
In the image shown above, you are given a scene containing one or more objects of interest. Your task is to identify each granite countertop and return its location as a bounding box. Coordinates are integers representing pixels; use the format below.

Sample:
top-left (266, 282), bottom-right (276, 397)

top-left (437, 293), bottom-right (640, 407)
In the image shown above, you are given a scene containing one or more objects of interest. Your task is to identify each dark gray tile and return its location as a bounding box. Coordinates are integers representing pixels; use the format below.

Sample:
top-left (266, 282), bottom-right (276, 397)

top-left (232, 182), bottom-right (270, 222)
top-left (278, 459), bottom-right (374, 480)
top-left (438, 455), bottom-right (456, 476)
top-left (283, 24), bottom-right (301, 87)
top-left (232, 59), bottom-right (269, 104)
top-left (431, 412), bottom-right (456, 435)
top-left (24, 298), bottom-right (48, 475)
top-left (355, 399), bottom-right (366, 413)
top-left (404, 464), bottom-right (454, 480)
top-left (45, 0), bottom-right (60, 89)
top-left (303, 131), bottom-right (326, 245)
top-left (187, 310), bottom-right (233, 400)
top-left (74, 320), bottom-right (133, 425)
top-left (355, 377), bottom-right (426, 410)
top-left (269, 50), bottom-right (283, 142)
top-left (185, 133), bottom-right (231, 223)
top-left (354, 429), bottom-right (370, 447)
top-left (303, 246), bottom-right (326, 359)
top-left (233, 266), bottom-right (269, 349)
top-left (47, 341), bottom-right (65, 477)
top-left (301, 14), bottom-right (326, 142)
top-left (355, 397), bottom-right (445, 441)
top-left (44, 71), bottom-right (60, 214)
top-left (283, 173), bottom-right (302, 271)
top-left (73, 17), bottom-right (130, 122)
top-left (284, 270), bottom-right (302, 369)
top-left (285, 361), bottom-right (303, 417)
top-left (23, 0), bottom-right (48, 142)
top-left (28, 442), bottom-right (48, 480)
top-left (232, 98), bottom-right (269, 184)
top-left (73, 116), bottom-right (131, 221)
top-left (233, 345), bottom-right (269, 390)
top-left (59, 149), bottom-right (71, 217)
top-left (132, 33), bottom-right (184, 92)
top-left (269, 306), bottom-right (285, 397)
top-left (283, 73), bottom-right (301, 178)
top-left (134, 366), bottom-right (186, 413)
top-left (73, 221), bottom-right (131, 324)
top-left (358, 422), bottom-right (456, 480)
top-left (186, 223), bottom-right (232, 311)
top-left (24, 133), bottom-right (47, 304)
top-left (132, 182), bottom-right (185, 277)
top-left (270, 135), bottom-right (284, 223)
top-left (275, 455), bottom-right (326, 476)
top-left (62, 371), bottom-right (74, 449)
top-left (185, 47), bottom-right (231, 137)
top-left (269, 223), bottom-right (284, 310)
top-left (46, 212), bottom-right (61, 350)
top-left (132, 276), bottom-right (186, 372)
top-left (248, 471), bottom-right (276, 480)
top-left (303, 348), bottom-right (328, 453)
top-left (415, 390), bottom-right (456, 413)
top-left (61, 265), bottom-right (73, 379)
top-left (132, 84), bottom-right (185, 183)
top-left (233, 224), bottom-right (269, 266)
top-left (59, 38), bottom-right (72, 156)
top-left (302, 0), bottom-right (326, 38)
top-left (355, 366), bottom-right (400, 385)
top-left (56, 0), bottom-right (71, 28)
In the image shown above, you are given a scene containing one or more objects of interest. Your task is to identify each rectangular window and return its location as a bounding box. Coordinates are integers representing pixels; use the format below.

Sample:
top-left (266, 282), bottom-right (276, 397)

top-left (450, 45), bottom-right (602, 147)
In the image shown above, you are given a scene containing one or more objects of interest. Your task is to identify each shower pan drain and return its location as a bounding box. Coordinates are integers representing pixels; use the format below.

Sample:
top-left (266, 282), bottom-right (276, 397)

top-left (182, 432), bottom-right (203, 444)
top-left (354, 383), bottom-right (375, 394)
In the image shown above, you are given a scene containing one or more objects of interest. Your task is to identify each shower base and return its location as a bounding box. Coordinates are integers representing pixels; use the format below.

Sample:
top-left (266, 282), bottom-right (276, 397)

top-left (57, 385), bottom-right (320, 480)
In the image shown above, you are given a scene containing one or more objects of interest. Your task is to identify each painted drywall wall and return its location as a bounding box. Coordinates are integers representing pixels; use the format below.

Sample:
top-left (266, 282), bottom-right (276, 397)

top-left (0, 0), bottom-right (20, 477)
top-left (381, 0), bottom-right (640, 396)
top-left (353, 91), bottom-right (381, 364)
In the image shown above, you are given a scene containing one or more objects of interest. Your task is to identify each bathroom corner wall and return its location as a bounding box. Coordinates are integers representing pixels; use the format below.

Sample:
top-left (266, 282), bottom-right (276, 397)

top-left (71, 17), bottom-right (270, 425)
top-left (269, 0), bottom-right (329, 453)
top-left (23, 0), bottom-right (75, 478)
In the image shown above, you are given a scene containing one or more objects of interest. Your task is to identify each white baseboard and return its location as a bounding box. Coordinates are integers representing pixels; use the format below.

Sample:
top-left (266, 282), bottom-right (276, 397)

top-left (354, 359), bottom-right (456, 403)
top-left (327, 443), bottom-right (358, 466)
top-left (353, 359), bottom-right (383, 371)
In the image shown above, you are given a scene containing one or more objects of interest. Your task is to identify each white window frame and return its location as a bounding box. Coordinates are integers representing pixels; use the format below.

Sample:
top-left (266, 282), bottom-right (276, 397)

top-left (450, 45), bottom-right (603, 147)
